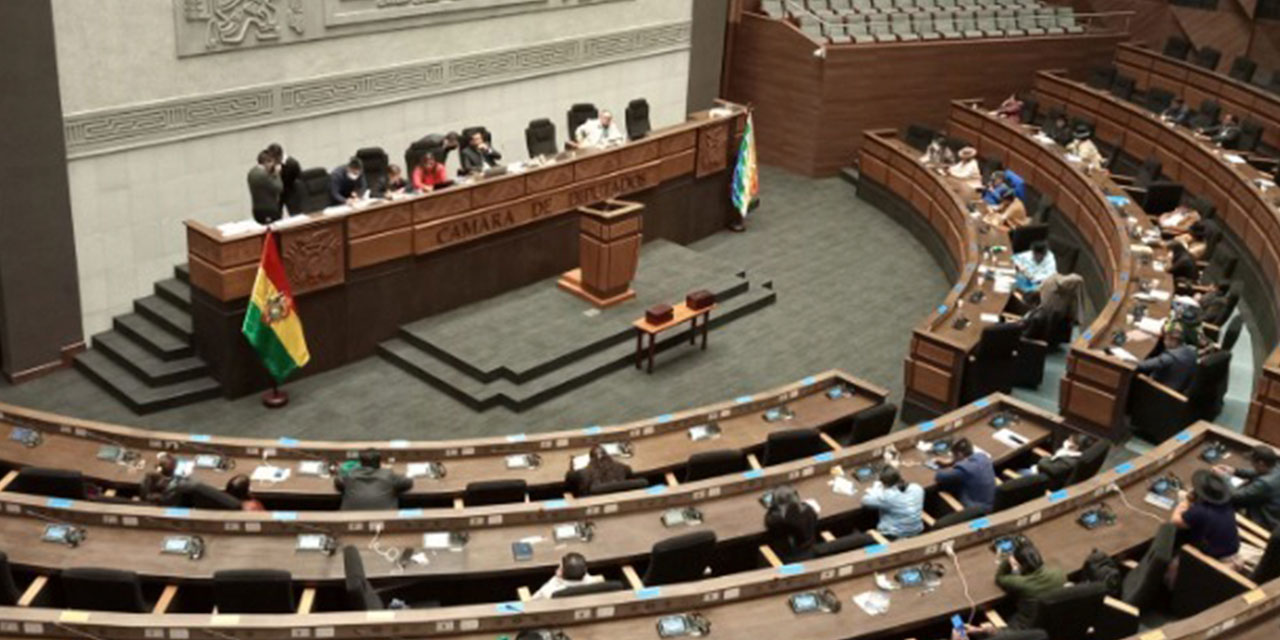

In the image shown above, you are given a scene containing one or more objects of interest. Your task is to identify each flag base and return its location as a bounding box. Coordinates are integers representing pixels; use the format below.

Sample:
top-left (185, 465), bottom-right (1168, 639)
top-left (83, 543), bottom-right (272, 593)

top-left (262, 387), bottom-right (289, 409)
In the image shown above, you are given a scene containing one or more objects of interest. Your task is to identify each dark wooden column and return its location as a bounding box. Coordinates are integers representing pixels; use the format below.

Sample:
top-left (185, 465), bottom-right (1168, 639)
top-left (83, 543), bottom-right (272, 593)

top-left (688, 0), bottom-right (731, 112)
top-left (0, 0), bottom-right (84, 381)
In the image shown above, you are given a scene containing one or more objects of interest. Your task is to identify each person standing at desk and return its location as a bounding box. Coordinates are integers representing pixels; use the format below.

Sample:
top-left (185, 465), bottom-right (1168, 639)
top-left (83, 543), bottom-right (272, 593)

top-left (1136, 319), bottom-right (1199, 394)
top-left (573, 110), bottom-right (625, 149)
top-left (862, 466), bottom-right (925, 539)
top-left (247, 150), bottom-right (283, 225)
top-left (334, 449), bottom-right (413, 511)
top-left (266, 143), bottom-right (300, 215)
top-left (1012, 241), bottom-right (1057, 294)
top-left (935, 437), bottom-right (996, 511)
top-left (459, 130), bottom-right (502, 176)
top-left (330, 157), bottom-right (367, 205)
top-left (1216, 445), bottom-right (1280, 530)
top-left (411, 154), bottom-right (449, 193)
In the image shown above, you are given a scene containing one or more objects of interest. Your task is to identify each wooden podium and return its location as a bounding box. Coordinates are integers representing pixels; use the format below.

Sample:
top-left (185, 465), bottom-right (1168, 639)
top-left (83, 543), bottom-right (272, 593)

top-left (558, 199), bottom-right (643, 308)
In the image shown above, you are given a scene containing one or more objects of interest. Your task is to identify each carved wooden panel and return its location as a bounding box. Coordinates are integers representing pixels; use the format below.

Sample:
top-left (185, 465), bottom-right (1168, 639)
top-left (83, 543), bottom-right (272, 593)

top-left (469, 175), bottom-right (527, 209)
top-left (281, 222), bottom-right (345, 295)
top-left (346, 203), bottom-right (412, 239)
top-left (696, 122), bottom-right (731, 178)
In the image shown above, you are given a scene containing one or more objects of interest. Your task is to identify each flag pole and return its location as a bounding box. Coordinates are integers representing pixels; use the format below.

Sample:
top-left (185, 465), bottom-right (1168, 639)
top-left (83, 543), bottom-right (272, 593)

top-left (262, 380), bottom-right (289, 409)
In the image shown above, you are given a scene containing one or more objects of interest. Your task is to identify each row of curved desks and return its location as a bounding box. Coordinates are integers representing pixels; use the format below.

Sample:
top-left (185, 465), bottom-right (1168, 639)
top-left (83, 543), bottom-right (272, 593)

top-left (946, 99), bottom-right (1175, 437)
top-left (1029, 69), bottom-right (1280, 443)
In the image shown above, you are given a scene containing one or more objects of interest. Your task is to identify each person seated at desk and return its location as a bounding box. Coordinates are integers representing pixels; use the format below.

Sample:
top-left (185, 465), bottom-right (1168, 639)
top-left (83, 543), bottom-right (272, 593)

top-left (1020, 273), bottom-right (1083, 342)
top-left (935, 437), bottom-right (996, 512)
top-left (982, 170), bottom-right (1014, 206)
top-left (385, 164), bottom-right (408, 195)
top-left (567, 444), bottom-right (632, 495)
top-left (531, 552), bottom-right (603, 599)
top-left (1197, 280), bottom-right (1234, 326)
top-left (1136, 318), bottom-right (1199, 393)
top-left (1215, 445), bottom-right (1280, 531)
top-left (247, 150), bottom-right (283, 225)
top-left (1066, 125), bottom-right (1105, 173)
top-left (1033, 432), bottom-right (1095, 489)
top-left (459, 130), bottom-right (503, 176)
top-left (1012, 241), bottom-right (1057, 294)
top-left (1162, 97), bottom-right (1192, 127)
top-left (1158, 204), bottom-right (1201, 236)
top-left (986, 188), bottom-right (1030, 230)
top-left (140, 453), bottom-right (187, 506)
top-left (1046, 114), bottom-right (1073, 147)
top-left (921, 135), bottom-right (956, 167)
top-left (1174, 220), bottom-right (1210, 260)
top-left (1199, 113), bottom-right (1241, 149)
top-left (334, 449), bottom-right (413, 511)
top-left (573, 110), bottom-right (625, 149)
top-left (949, 147), bottom-right (982, 188)
top-left (412, 153), bottom-right (449, 193)
top-left (1167, 469), bottom-right (1240, 587)
top-left (993, 94), bottom-right (1024, 124)
top-left (1167, 239), bottom-right (1201, 283)
top-left (225, 474), bottom-right (265, 511)
top-left (330, 157), bottom-right (368, 205)
top-left (955, 538), bottom-right (1066, 637)
top-left (862, 466), bottom-right (925, 539)
top-left (764, 485), bottom-right (819, 561)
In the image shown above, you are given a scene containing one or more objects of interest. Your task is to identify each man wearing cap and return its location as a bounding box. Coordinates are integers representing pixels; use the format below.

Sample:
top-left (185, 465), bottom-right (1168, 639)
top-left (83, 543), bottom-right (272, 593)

top-left (1167, 469), bottom-right (1239, 586)
top-left (948, 147), bottom-right (982, 189)
top-left (1136, 320), bottom-right (1199, 394)
top-left (1217, 445), bottom-right (1280, 530)
top-left (1066, 125), bottom-right (1104, 173)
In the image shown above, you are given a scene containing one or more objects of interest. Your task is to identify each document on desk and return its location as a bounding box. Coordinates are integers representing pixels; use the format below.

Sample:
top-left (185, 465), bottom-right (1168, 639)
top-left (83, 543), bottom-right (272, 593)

top-left (1108, 346), bottom-right (1139, 362)
top-left (1129, 244), bottom-right (1154, 255)
top-left (422, 532), bottom-right (452, 550)
top-left (992, 428), bottom-right (1031, 449)
top-left (1135, 316), bottom-right (1166, 335)
top-left (830, 476), bottom-right (857, 496)
top-left (216, 220), bottom-right (265, 236)
top-left (1033, 133), bottom-right (1055, 145)
top-left (992, 275), bottom-right (1015, 293)
top-left (251, 465), bottom-right (290, 483)
top-left (980, 313), bottom-right (1002, 324)
top-left (1223, 154), bottom-right (1246, 164)
top-left (174, 458), bottom-right (195, 477)
top-left (297, 460), bottom-right (326, 476)
top-left (1135, 290), bottom-right (1171, 302)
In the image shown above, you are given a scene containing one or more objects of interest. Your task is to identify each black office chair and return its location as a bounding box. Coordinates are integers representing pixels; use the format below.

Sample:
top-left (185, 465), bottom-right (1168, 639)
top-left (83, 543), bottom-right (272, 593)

top-left (1121, 523), bottom-right (1177, 608)
top-left (1028, 582), bottom-right (1108, 640)
top-left (525, 118), bottom-right (558, 157)
top-left (813, 531), bottom-right (876, 557)
top-left (1163, 35), bottom-right (1192, 60)
top-left (1115, 155), bottom-right (1162, 189)
top-left (1144, 87), bottom-right (1175, 114)
top-left (404, 141), bottom-right (436, 179)
top-left (1171, 545), bottom-right (1251, 616)
top-left (962, 321), bottom-right (1024, 402)
top-left (566, 103), bottom-right (599, 142)
top-left (838, 403), bottom-right (897, 446)
top-left (0, 552), bottom-right (20, 606)
top-left (177, 482), bottom-right (242, 510)
top-left (992, 473), bottom-right (1051, 511)
top-left (293, 167), bottom-right (333, 214)
top-left (684, 449), bottom-right (748, 482)
top-left (9, 468), bottom-right (87, 500)
top-left (553, 580), bottom-right (627, 598)
top-left (343, 545), bottom-right (383, 611)
top-left (1252, 523), bottom-right (1280, 583)
top-left (640, 531), bottom-right (717, 586)
top-left (1216, 314), bottom-right (1244, 352)
top-left (1020, 97), bottom-right (1039, 126)
top-left (213, 569), bottom-right (296, 613)
top-left (586, 478), bottom-right (649, 496)
top-left (1229, 56), bottom-right (1258, 83)
top-left (1190, 99), bottom-right (1221, 130)
top-left (1110, 74), bottom-right (1136, 102)
top-left (931, 504), bottom-right (989, 528)
top-left (463, 479), bottom-right (527, 506)
top-left (904, 124), bottom-right (937, 151)
top-left (1137, 181), bottom-right (1184, 215)
top-left (1128, 350), bottom-right (1232, 442)
top-left (1234, 118), bottom-right (1263, 153)
top-left (62, 568), bottom-right (150, 613)
top-left (1030, 194), bottom-right (1055, 225)
top-left (1010, 223), bottom-right (1049, 254)
top-left (761, 429), bottom-right (828, 466)
top-left (625, 98), bottom-right (651, 140)
top-left (355, 147), bottom-right (389, 195)
top-left (1087, 67), bottom-right (1116, 91)
top-left (1064, 440), bottom-right (1110, 486)
top-left (1202, 245), bottom-right (1238, 283)
top-left (1192, 46), bottom-right (1222, 71)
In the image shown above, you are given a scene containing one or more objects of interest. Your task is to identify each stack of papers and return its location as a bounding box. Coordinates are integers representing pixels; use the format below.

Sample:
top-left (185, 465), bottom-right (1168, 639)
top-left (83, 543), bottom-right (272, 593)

top-left (216, 220), bottom-right (265, 236)
top-left (992, 428), bottom-right (1030, 449)
top-left (980, 313), bottom-right (1002, 324)
top-left (992, 275), bottom-right (1015, 293)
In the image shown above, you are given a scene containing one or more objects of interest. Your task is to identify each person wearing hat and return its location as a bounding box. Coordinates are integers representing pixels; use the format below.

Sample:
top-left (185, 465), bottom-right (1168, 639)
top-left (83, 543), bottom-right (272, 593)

top-left (949, 147), bottom-right (982, 188)
top-left (1216, 445), bottom-right (1280, 530)
top-left (921, 135), bottom-right (956, 167)
top-left (1065, 125), bottom-right (1104, 173)
top-left (1167, 469), bottom-right (1240, 586)
top-left (1136, 318), bottom-right (1199, 393)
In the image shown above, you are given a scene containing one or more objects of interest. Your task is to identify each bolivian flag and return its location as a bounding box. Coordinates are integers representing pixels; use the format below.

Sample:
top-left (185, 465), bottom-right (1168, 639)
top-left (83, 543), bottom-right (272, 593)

top-left (242, 232), bottom-right (310, 382)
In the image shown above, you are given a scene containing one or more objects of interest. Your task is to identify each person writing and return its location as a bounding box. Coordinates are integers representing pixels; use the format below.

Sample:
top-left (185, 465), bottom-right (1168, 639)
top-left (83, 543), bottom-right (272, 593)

top-left (567, 444), bottom-right (632, 495)
top-left (861, 466), bottom-right (925, 539)
top-left (329, 157), bottom-right (368, 205)
top-left (935, 437), bottom-right (996, 511)
top-left (411, 153), bottom-right (449, 193)
top-left (1216, 445), bottom-right (1280, 530)
top-left (247, 150), bottom-right (283, 225)
top-left (459, 130), bottom-right (502, 175)
top-left (986, 188), bottom-right (1030, 230)
top-left (1167, 469), bottom-right (1239, 586)
top-left (1066, 125), bottom-right (1104, 173)
top-left (573, 110), bottom-right (625, 149)
top-left (1134, 319), bottom-right (1199, 393)
top-left (531, 552), bottom-right (603, 599)
top-left (921, 135), bottom-right (955, 166)
top-left (949, 147), bottom-right (982, 189)
top-left (1012, 241), bottom-right (1057, 293)
top-left (384, 164), bottom-right (408, 195)
top-left (225, 474), bottom-right (265, 511)
top-left (764, 485), bottom-right (819, 561)
top-left (334, 449), bottom-right (413, 511)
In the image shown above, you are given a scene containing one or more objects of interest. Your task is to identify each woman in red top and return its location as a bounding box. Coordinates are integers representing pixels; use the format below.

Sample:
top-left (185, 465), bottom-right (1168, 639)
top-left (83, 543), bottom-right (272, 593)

top-left (412, 153), bottom-right (448, 192)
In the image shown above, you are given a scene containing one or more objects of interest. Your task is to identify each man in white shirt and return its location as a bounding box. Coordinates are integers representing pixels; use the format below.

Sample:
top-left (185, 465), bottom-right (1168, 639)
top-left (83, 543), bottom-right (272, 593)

top-left (574, 110), bottom-right (625, 149)
top-left (531, 552), bottom-right (603, 599)
top-left (1012, 240), bottom-right (1057, 293)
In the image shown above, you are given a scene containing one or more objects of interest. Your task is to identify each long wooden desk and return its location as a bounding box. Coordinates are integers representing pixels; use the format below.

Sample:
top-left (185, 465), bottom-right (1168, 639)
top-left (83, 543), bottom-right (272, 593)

top-left (857, 129), bottom-right (1015, 418)
top-left (947, 99), bottom-right (1175, 438)
top-left (0, 395), bottom-right (1055, 584)
top-left (1030, 70), bottom-right (1280, 445)
top-left (0, 416), bottom-right (1256, 639)
top-left (0, 371), bottom-right (885, 506)
top-left (184, 105), bottom-right (747, 396)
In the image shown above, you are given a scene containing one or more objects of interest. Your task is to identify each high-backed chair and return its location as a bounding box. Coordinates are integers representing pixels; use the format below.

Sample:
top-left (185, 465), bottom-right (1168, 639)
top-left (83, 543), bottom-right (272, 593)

top-left (460, 126), bottom-right (492, 146)
top-left (1216, 314), bottom-right (1244, 352)
top-left (1109, 74), bottom-right (1136, 102)
top-left (463, 479), bottom-right (528, 506)
top-left (1192, 46), bottom-right (1222, 71)
top-left (404, 141), bottom-right (435, 179)
top-left (839, 402), bottom-right (898, 445)
top-left (1229, 56), bottom-right (1258, 83)
top-left (553, 580), bottom-right (627, 598)
top-left (566, 103), bottom-right (599, 142)
top-left (761, 428), bottom-right (829, 466)
top-left (525, 118), bottom-right (558, 158)
top-left (625, 98), bottom-right (651, 140)
top-left (62, 568), bottom-right (150, 613)
top-left (1128, 350), bottom-right (1232, 442)
top-left (992, 473), bottom-right (1050, 511)
top-left (1055, 6), bottom-right (1083, 33)
top-left (1121, 523), bottom-right (1177, 608)
top-left (1065, 440), bottom-right (1110, 486)
top-left (1163, 35), bottom-right (1192, 60)
top-left (178, 482), bottom-right (242, 510)
top-left (294, 167), bottom-right (333, 214)
top-left (1020, 96), bottom-right (1039, 124)
top-left (1027, 582), bottom-right (1108, 640)
top-left (355, 147), bottom-right (389, 195)
top-left (1252, 523), bottom-right (1280, 583)
top-left (1145, 87), bottom-right (1174, 114)
top-left (1234, 118), bottom-right (1263, 152)
top-left (684, 449), bottom-right (749, 482)
top-left (213, 569), bottom-right (296, 614)
top-left (931, 504), bottom-right (989, 528)
top-left (962, 323), bottom-right (1023, 401)
top-left (9, 468), bottom-right (86, 500)
top-left (0, 552), bottom-right (19, 606)
top-left (1190, 99), bottom-right (1221, 130)
top-left (1171, 545), bottom-right (1251, 616)
top-left (1087, 66), bottom-right (1116, 91)
top-left (586, 477), bottom-right (649, 496)
top-left (640, 531), bottom-right (717, 586)
top-left (813, 531), bottom-right (876, 557)
top-left (904, 124), bottom-right (937, 151)
top-left (1010, 222), bottom-right (1049, 254)
top-left (1202, 245), bottom-right (1238, 283)
top-left (1137, 181), bottom-right (1184, 215)
top-left (343, 545), bottom-right (383, 611)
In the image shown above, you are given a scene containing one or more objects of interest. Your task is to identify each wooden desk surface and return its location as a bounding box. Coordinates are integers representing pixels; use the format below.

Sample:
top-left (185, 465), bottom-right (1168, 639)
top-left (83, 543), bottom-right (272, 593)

top-left (633, 303), bottom-right (717, 334)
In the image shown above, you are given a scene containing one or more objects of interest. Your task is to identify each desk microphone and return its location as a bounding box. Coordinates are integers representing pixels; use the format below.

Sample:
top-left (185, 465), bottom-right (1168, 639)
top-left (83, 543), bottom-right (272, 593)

top-left (25, 510), bottom-right (87, 548)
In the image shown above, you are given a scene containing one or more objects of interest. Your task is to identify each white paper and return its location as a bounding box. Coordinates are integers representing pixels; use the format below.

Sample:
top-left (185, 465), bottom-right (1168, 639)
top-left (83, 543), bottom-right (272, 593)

top-left (518, 536), bottom-right (544, 544)
top-left (297, 460), bottom-right (326, 476)
top-left (1129, 244), bottom-right (1154, 255)
top-left (992, 428), bottom-right (1030, 449)
top-left (830, 476), bottom-right (857, 496)
top-left (272, 214), bottom-right (313, 228)
top-left (980, 313), bottom-right (1002, 324)
top-left (174, 459), bottom-right (195, 478)
top-left (1136, 289), bottom-right (1171, 302)
top-left (1256, 178), bottom-right (1275, 190)
top-left (1033, 133), bottom-right (1055, 145)
top-left (1064, 153), bottom-right (1082, 163)
top-left (216, 220), bottom-right (265, 236)
top-left (1231, 476), bottom-right (1247, 488)
top-left (251, 465), bottom-right (290, 482)
top-left (853, 590), bottom-right (891, 616)
top-left (1110, 346), bottom-right (1139, 362)
top-left (1144, 493), bottom-right (1176, 510)
top-left (406, 462), bottom-right (435, 478)
top-left (993, 275), bottom-right (1014, 293)
top-left (571, 454), bottom-right (590, 471)
top-left (554, 524), bottom-right (579, 540)
top-left (1135, 316), bottom-right (1166, 335)
top-left (422, 532), bottom-right (452, 549)
top-left (803, 498), bottom-right (822, 514)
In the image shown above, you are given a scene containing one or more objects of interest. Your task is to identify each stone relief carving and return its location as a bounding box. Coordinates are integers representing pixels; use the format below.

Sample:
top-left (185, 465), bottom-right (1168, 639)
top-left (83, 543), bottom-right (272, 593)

top-left (282, 225), bottom-right (345, 295)
top-left (180, 0), bottom-right (305, 53)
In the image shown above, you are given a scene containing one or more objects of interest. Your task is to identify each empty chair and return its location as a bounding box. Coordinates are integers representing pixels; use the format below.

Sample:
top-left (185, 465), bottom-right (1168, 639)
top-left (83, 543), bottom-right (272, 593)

top-left (1110, 74), bottom-right (1135, 101)
top-left (640, 530), bottom-right (717, 586)
top-left (343, 545), bottom-right (383, 611)
top-left (0, 552), bottom-right (17, 606)
top-left (824, 21), bottom-right (851, 43)
top-left (1029, 582), bottom-right (1108, 640)
top-left (915, 0), bottom-right (938, 10)
top-left (354, 147), bottom-right (389, 194)
top-left (9, 468), bottom-right (87, 500)
top-left (1010, 222), bottom-right (1048, 253)
top-left (62, 568), bottom-right (150, 613)
top-left (962, 323), bottom-right (1023, 401)
top-left (1145, 87), bottom-right (1175, 113)
top-left (463, 479), bottom-right (527, 506)
top-left (830, 0), bottom-right (855, 10)
top-left (847, 16), bottom-right (876, 42)
top-left (892, 0), bottom-right (917, 10)
top-left (566, 104), bottom-right (597, 138)
top-left (761, 0), bottom-right (787, 17)
top-left (213, 569), bottom-right (296, 614)
top-left (1229, 56), bottom-right (1258, 83)
top-left (1190, 98), bottom-right (1221, 129)
top-left (840, 402), bottom-right (898, 445)
top-left (992, 472), bottom-right (1051, 511)
top-left (868, 15), bottom-right (896, 41)
top-left (761, 428), bottom-right (829, 466)
top-left (891, 13), bottom-right (920, 39)
top-left (851, 0), bottom-right (877, 11)
top-left (976, 10), bottom-right (1002, 35)
top-left (586, 477), bottom-right (648, 495)
top-left (1235, 118), bottom-right (1263, 152)
top-left (932, 11), bottom-right (963, 38)
top-left (1163, 35), bottom-right (1192, 60)
top-left (1137, 181), bottom-right (1184, 215)
top-left (625, 98), bottom-right (651, 140)
top-left (1056, 6), bottom-right (1084, 33)
top-left (935, 0), bottom-right (957, 9)
top-left (552, 580), bottom-right (627, 598)
top-left (905, 124), bottom-right (937, 150)
top-left (1087, 66), bottom-right (1116, 90)
top-left (684, 449), bottom-right (749, 482)
top-left (1017, 9), bottom-right (1044, 34)
top-left (1192, 46), bottom-right (1222, 71)
top-left (997, 10), bottom-right (1023, 35)
top-left (799, 15), bottom-right (825, 39)
top-left (525, 118), bottom-right (558, 157)
top-left (1253, 523), bottom-right (1280, 583)
top-left (872, 0), bottom-right (895, 11)
top-left (813, 531), bottom-right (876, 557)
top-left (955, 11), bottom-right (983, 37)
top-left (1122, 523), bottom-right (1178, 607)
top-left (912, 13), bottom-right (941, 39)
top-left (931, 504), bottom-right (989, 528)
top-left (293, 167), bottom-right (333, 214)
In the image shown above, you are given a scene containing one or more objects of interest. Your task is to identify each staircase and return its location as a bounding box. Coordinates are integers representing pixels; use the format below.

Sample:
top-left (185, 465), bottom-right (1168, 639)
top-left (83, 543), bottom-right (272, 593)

top-left (74, 265), bottom-right (222, 413)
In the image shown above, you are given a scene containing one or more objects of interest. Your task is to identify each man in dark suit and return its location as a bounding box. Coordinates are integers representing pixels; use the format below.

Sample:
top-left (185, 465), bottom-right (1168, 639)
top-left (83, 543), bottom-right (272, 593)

top-left (266, 143), bottom-right (301, 214)
top-left (329, 157), bottom-right (368, 205)
top-left (334, 449), bottom-right (413, 511)
top-left (1136, 320), bottom-right (1199, 393)
top-left (419, 131), bottom-right (461, 163)
top-left (1161, 97), bottom-right (1191, 127)
top-left (1203, 113), bottom-right (1242, 149)
top-left (459, 130), bottom-right (502, 176)
top-left (247, 150), bottom-right (282, 224)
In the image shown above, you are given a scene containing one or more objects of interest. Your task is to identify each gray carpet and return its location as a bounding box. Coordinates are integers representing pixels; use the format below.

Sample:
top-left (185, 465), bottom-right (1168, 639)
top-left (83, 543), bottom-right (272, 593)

top-left (0, 166), bottom-right (949, 441)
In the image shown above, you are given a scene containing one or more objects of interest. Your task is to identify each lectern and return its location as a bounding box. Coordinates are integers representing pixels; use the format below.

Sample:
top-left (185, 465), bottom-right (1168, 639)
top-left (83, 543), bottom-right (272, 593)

top-left (557, 199), bottom-right (643, 308)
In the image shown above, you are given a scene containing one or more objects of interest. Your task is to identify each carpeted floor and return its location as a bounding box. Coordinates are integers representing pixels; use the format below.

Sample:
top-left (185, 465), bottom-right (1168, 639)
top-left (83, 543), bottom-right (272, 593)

top-left (0, 166), bottom-right (950, 441)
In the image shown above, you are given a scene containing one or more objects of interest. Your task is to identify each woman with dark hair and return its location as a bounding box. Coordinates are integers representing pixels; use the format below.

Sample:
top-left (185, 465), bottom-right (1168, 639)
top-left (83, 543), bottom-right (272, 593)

top-left (764, 486), bottom-right (819, 561)
top-left (568, 445), bottom-right (632, 495)
top-left (862, 466), bottom-right (925, 539)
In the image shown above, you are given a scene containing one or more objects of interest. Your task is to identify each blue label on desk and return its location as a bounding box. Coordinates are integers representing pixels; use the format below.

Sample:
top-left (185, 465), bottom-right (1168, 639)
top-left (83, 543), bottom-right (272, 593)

top-left (974, 398), bottom-right (990, 408)
top-left (1083, 330), bottom-right (1094, 341)
top-left (1112, 293), bottom-right (1122, 302)
top-left (542, 499), bottom-right (569, 510)
top-left (165, 508), bottom-right (191, 518)
top-left (743, 469), bottom-right (765, 480)
top-left (864, 543), bottom-right (889, 556)
top-left (1114, 462), bottom-right (1134, 475)
top-left (1175, 431), bottom-right (1192, 443)
top-left (779, 563), bottom-right (805, 576)
top-left (645, 484), bottom-right (668, 495)
top-left (45, 498), bottom-right (73, 509)
top-left (271, 511), bottom-right (298, 521)
top-left (189, 434), bottom-right (212, 442)
top-left (969, 517), bottom-right (991, 531)
top-left (918, 421), bottom-right (937, 432)
top-left (657, 414), bottom-right (674, 423)
top-left (802, 376), bottom-right (817, 386)
top-left (1106, 195), bottom-right (1131, 207)
top-left (937, 304), bottom-right (949, 314)
top-left (954, 284), bottom-right (965, 293)
top-left (505, 433), bottom-right (527, 442)
top-left (397, 509), bottom-right (424, 518)
top-left (582, 426), bottom-right (602, 435)
top-left (735, 396), bottom-right (753, 404)
top-left (277, 437), bottom-right (299, 447)
top-left (813, 452), bottom-right (834, 462)
top-left (635, 587), bottom-right (662, 599)
top-left (1120, 272), bottom-right (1130, 282)
top-left (496, 601), bottom-right (525, 614)
top-left (1047, 490), bottom-right (1069, 503)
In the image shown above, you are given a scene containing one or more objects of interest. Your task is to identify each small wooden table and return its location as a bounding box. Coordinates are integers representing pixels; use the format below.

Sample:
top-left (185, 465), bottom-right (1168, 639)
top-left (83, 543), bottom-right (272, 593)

top-left (632, 303), bottom-right (717, 373)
